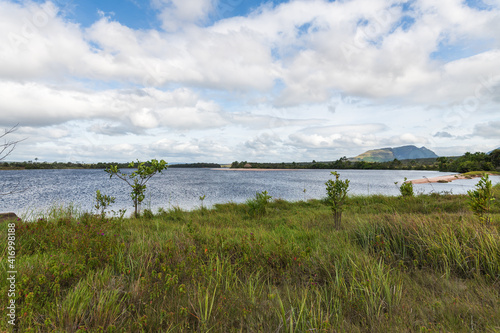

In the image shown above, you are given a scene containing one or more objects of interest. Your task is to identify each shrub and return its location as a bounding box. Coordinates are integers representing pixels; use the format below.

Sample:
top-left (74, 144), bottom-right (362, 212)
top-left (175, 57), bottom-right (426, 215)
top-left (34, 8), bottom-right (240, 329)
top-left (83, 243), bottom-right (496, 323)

top-left (142, 208), bottom-right (154, 219)
top-left (325, 172), bottom-right (350, 229)
top-left (468, 174), bottom-right (494, 225)
top-left (94, 190), bottom-right (116, 219)
top-left (395, 177), bottom-right (414, 197)
top-left (246, 191), bottom-right (272, 217)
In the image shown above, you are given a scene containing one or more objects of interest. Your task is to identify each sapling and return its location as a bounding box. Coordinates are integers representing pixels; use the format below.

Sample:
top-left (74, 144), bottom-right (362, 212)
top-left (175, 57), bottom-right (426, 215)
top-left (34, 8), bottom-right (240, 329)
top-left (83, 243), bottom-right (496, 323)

top-left (94, 190), bottom-right (116, 219)
top-left (199, 195), bottom-right (207, 215)
top-left (325, 171), bottom-right (350, 229)
top-left (105, 159), bottom-right (168, 217)
top-left (395, 178), bottom-right (414, 197)
top-left (468, 174), bottom-right (494, 225)
top-left (246, 190), bottom-right (272, 217)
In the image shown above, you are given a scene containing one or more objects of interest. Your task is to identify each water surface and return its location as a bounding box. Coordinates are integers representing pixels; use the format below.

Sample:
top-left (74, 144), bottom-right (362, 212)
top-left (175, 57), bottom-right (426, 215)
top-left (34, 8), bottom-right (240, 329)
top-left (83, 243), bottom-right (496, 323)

top-left (1, 168), bottom-right (497, 216)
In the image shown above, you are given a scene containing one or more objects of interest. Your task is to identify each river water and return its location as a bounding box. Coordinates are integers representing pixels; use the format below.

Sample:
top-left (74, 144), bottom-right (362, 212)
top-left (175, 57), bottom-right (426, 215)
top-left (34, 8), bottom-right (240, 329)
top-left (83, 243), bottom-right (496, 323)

top-left (1, 168), bottom-right (498, 217)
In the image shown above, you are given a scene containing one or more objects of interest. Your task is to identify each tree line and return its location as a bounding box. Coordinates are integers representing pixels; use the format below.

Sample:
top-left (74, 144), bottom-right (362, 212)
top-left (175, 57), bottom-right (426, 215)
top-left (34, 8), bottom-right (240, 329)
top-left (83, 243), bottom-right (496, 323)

top-left (231, 149), bottom-right (500, 172)
top-left (2, 150), bottom-right (499, 172)
top-left (437, 150), bottom-right (500, 172)
top-left (0, 161), bottom-right (222, 170)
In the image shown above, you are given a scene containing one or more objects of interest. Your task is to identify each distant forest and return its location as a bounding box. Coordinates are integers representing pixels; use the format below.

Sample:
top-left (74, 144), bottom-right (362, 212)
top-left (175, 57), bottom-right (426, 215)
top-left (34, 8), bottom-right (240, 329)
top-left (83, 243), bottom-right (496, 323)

top-left (0, 161), bottom-right (221, 170)
top-left (1, 150), bottom-right (499, 172)
top-left (231, 150), bottom-right (500, 172)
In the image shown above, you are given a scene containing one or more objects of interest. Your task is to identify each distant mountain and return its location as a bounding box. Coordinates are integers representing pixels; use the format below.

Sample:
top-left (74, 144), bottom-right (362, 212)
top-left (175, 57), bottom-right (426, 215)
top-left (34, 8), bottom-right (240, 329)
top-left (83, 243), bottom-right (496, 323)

top-left (488, 147), bottom-right (500, 154)
top-left (350, 145), bottom-right (438, 162)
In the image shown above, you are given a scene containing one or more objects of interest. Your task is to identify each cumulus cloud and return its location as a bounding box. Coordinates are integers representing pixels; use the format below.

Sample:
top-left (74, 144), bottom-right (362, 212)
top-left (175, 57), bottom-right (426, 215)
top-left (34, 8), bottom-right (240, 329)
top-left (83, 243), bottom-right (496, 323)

top-left (228, 113), bottom-right (325, 129)
top-left (433, 131), bottom-right (453, 138)
top-left (0, 82), bottom-right (227, 130)
top-left (152, 0), bottom-right (215, 32)
top-left (151, 137), bottom-right (231, 159)
top-left (2, 0), bottom-right (500, 102)
top-left (472, 121), bottom-right (500, 138)
top-left (288, 123), bottom-right (389, 149)
top-left (1, 0), bottom-right (500, 162)
top-left (382, 133), bottom-right (428, 147)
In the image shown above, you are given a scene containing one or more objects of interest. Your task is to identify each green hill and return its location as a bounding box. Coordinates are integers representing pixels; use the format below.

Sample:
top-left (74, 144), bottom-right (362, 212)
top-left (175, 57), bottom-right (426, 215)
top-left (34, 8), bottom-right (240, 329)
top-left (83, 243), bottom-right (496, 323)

top-left (350, 145), bottom-right (438, 162)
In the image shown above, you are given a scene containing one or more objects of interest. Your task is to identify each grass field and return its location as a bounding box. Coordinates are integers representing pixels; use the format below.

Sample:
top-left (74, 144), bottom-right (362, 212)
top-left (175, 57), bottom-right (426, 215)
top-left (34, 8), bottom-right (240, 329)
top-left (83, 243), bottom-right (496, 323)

top-left (1, 185), bottom-right (500, 332)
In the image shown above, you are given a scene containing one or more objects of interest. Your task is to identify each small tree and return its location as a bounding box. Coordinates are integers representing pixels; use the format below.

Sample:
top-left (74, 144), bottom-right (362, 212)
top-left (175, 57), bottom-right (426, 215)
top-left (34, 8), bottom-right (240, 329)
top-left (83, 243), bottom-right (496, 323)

top-left (246, 190), bottom-right (272, 217)
top-left (105, 159), bottom-right (168, 217)
top-left (325, 171), bottom-right (350, 229)
top-left (1, 124), bottom-right (25, 196)
top-left (94, 190), bottom-right (116, 219)
top-left (1, 125), bottom-right (23, 163)
top-left (395, 177), bottom-right (414, 197)
top-left (468, 174), bottom-right (494, 225)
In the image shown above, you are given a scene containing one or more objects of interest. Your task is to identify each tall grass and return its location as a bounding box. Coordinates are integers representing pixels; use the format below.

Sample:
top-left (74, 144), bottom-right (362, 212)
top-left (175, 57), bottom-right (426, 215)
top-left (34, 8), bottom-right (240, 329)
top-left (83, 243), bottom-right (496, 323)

top-left (1, 186), bottom-right (500, 332)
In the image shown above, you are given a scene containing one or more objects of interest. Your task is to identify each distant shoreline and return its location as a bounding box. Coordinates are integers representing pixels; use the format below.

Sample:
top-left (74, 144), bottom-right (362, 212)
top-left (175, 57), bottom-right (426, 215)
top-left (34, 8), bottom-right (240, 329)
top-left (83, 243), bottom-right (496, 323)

top-left (212, 168), bottom-right (303, 171)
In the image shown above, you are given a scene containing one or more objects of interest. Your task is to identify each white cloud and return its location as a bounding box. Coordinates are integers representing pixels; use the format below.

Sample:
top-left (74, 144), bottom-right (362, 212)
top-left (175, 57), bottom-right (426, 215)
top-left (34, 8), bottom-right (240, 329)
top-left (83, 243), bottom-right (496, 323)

top-left (1, 0), bottom-right (500, 162)
top-left (152, 0), bottom-right (215, 32)
top-left (2, 0), bottom-right (499, 102)
top-left (472, 121), bottom-right (500, 138)
top-left (151, 137), bottom-right (231, 159)
top-left (288, 123), bottom-right (388, 149)
top-left (0, 81), bottom-right (227, 130)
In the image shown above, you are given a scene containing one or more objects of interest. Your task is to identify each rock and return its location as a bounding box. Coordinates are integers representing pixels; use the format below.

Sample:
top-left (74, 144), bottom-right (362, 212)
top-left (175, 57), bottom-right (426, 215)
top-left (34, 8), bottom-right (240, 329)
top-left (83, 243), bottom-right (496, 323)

top-left (0, 212), bottom-right (20, 223)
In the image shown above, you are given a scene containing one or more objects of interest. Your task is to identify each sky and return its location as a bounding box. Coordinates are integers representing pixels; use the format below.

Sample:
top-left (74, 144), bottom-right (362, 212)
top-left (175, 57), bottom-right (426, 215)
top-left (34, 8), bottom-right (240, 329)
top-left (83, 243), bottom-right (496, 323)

top-left (0, 0), bottom-right (499, 163)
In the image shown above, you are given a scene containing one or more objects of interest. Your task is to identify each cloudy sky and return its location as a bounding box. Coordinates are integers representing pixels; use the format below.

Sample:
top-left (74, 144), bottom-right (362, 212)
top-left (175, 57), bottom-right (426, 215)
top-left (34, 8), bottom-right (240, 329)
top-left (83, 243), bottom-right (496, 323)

top-left (1, 0), bottom-right (499, 163)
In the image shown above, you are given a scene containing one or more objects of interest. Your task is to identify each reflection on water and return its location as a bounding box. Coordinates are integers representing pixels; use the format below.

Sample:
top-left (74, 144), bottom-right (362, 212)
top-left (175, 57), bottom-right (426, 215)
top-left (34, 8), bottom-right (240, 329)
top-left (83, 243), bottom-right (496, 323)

top-left (1, 168), bottom-right (498, 216)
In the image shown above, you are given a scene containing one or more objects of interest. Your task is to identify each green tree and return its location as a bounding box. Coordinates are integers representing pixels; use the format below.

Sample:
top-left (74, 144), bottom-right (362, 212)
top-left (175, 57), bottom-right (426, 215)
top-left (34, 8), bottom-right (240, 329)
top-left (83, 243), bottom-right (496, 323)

top-left (490, 149), bottom-right (500, 169)
top-left (436, 157), bottom-right (449, 171)
top-left (325, 172), bottom-right (350, 229)
top-left (105, 159), bottom-right (168, 217)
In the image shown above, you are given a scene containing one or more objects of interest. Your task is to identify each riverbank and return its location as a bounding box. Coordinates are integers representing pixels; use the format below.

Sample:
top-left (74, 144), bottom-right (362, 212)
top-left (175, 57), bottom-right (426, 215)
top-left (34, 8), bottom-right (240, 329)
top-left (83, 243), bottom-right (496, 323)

top-left (408, 171), bottom-right (500, 184)
top-left (2, 188), bottom-right (500, 332)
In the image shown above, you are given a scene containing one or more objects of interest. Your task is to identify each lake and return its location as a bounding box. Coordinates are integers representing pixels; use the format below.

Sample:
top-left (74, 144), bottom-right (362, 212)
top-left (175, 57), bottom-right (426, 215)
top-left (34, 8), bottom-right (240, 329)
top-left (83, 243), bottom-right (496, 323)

top-left (1, 168), bottom-right (498, 217)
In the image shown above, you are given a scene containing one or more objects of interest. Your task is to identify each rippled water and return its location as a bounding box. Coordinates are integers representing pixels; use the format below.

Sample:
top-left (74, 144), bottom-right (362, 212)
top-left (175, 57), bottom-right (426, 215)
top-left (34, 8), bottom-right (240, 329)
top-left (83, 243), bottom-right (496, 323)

top-left (1, 168), bottom-right (498, 216)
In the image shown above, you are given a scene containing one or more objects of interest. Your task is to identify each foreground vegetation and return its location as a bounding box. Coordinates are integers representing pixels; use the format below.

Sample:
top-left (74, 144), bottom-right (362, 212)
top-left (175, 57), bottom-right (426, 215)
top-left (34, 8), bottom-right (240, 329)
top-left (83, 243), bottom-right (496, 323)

top-left (2, 186), bottom-right (500, 332)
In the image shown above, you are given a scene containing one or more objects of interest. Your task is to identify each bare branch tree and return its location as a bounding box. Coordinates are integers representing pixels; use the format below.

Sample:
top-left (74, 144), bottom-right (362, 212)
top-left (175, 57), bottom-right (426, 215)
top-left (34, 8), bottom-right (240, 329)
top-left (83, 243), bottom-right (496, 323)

top-left (1, 124), bottom-right (24, 162)
top-left (1, 124), bottom-right (26, 196)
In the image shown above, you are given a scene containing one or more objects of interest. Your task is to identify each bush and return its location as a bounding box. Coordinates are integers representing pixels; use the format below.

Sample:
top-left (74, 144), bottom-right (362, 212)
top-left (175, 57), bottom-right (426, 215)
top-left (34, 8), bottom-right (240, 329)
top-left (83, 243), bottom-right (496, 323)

top-left (94, 190), bottom-right (116, 218)
top-left (468, 174), bottom-right (494, 225)
top-left (246, 191), bottom-right (272, 217)
top-left (142, 208), bottom-right (154, 219)
top-left (396, 178), bottom-right (414, 197)
top-left (325, 172), bottom-right (350, 229)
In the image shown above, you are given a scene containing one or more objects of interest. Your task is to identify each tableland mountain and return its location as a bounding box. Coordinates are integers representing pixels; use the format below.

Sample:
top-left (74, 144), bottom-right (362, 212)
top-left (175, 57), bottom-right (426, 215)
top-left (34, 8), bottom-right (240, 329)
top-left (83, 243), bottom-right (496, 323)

top-left (350, 145), bottom-right (439, 162)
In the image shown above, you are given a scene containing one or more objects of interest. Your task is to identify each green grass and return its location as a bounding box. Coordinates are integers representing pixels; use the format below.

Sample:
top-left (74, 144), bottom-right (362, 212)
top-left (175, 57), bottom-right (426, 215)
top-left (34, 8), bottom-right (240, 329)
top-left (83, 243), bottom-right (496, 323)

top-left (1, 185), bottom-right (500, 332)
top-left (461, 171), bottom-right (500, 177)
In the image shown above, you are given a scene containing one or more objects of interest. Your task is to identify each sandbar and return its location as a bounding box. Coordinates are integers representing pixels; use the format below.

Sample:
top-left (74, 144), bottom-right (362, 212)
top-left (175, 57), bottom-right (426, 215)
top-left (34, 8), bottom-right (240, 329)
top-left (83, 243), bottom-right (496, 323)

top-left (408, 173), bottom-right (494, 184)
top-left (212, 168), bottom-right (302, 171)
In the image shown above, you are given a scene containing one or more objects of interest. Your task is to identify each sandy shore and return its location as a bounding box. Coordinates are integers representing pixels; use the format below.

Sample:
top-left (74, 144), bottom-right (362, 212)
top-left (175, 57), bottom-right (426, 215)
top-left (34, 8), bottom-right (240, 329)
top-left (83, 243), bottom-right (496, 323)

top-left (408, 173), bottom-right (493, 184)
top-left (212, 168), bottom-right (302, 171)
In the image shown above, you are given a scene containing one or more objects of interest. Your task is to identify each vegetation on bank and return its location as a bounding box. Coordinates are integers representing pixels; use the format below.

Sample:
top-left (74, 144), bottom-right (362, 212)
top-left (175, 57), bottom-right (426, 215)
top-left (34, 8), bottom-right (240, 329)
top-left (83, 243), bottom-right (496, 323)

top-left (0, 161), bottom-right (221, 170)
top-left (1, 149), bottom-right (499, 173)
top-left (2, 182), bottom-right (500, 332)
top-left (231, 149), bottom-right (500, 172)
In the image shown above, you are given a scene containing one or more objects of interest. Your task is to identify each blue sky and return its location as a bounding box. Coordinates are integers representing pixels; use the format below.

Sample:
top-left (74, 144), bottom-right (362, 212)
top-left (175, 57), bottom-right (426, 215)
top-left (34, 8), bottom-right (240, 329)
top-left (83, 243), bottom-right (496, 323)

top-left (1, 0), bottom-right (499, 163)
